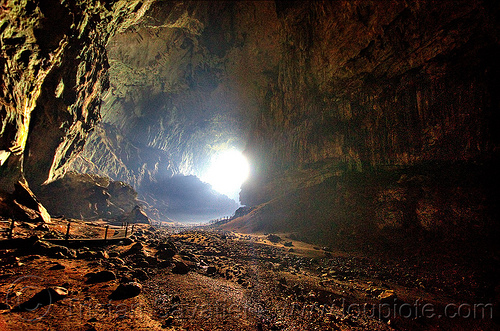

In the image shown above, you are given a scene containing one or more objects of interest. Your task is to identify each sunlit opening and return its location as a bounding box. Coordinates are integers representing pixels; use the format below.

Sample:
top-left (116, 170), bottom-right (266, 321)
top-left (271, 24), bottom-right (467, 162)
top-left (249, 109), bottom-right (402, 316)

top-left (201, 149), bottom-right (250, 202)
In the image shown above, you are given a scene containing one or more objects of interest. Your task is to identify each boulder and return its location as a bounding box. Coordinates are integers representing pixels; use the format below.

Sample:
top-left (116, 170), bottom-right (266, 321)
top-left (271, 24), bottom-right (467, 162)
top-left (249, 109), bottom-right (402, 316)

top-left (155, 241), bottom-right (177, 260)
top-left (123, 205), bottom-right (150, 224)
top-left (267, 234), bottom-right (281, 243)
top-left (122, 242), bottom-right (144, 257)
top-left (0, 181), bottom-right (51, 223)
top-left (206, 266), bottom-right (217, 275)
top-left (172, 260), bottom-right (189, 274)
top-left (13, 287), bottom-right (68, 311)
top-left (378, 290), bottom-right (397, 304)
top-left (32, 240), bottom-right (77, 259)
top-left (132, 269), bottom-right (149, 281)
top-left (85, 270), bottom-right (116, 284)
top-left (109, 282), bottom-right (142, 300)
top-left (49, 262), bottom-right (66, 270)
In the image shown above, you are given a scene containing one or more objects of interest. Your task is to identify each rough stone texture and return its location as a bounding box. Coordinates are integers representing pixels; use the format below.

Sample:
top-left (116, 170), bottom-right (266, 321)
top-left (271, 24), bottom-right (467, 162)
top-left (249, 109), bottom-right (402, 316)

top-left (66, 0), bottom-right (499, 244)
top-left (109, 281), bottom-right (142, 300)
top-left (220, 0), bottom-right (499, 249)
top-left (122, 205), bottom-right (150, 224)
top-left (1, 1), bottom-right (499, 248)
top-left (70, 0), bottom-right (280, 188)
top-left (241, 0), bottom-right (500, 206)
top-left (0, 0), bottom-right (153, 194)
top-left (36, 171), bottom-right (142, 220)
top-left (0, 180), bottom-right (50, 223)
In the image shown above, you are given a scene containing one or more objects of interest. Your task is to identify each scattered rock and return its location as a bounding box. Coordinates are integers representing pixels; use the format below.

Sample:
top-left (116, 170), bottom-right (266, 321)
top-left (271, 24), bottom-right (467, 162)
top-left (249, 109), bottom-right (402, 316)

top-left (19, 222), bottom-right (36, 229)
top-left (156, 241), bottom-right (177, 260)
top-left (132, 268), bottom-right (149, 281)
top-left (32, 240), bottom-right (77, 259)
top-left (78, 249), bottom-right (107, 260)
top-left (0, 302), bottom-right (11, 310)
top-left (109, 282), bottom-right (142, 300)
top-left (13, 287), bottom-right (68, 311)
top-left (83, 323), bottom-right (97, 331)
top-left (122, 242), bottom-right (144, 256)
top-left (267, 234), bottom-right (281, 243)
top-left (119, 238), bottom-right (134, 245)
top-left (49, 262), bottom-right (65, 270)
top-left (42, 231), bottom-right (62, 239)
top-left (206, 266), bottom-right (217, 275)
top-left (85, 270), bottom-right (116, 284)
top-left (378, 290), bottom-right (397, 304)
top-left (109, 257), bottom-right (125, 265)
top-left (35, 223), bottom-right (50, 231)
top-left (163, 315), bottom-right (174, 327)
top-left (172, 260), bottom-right (189, 274)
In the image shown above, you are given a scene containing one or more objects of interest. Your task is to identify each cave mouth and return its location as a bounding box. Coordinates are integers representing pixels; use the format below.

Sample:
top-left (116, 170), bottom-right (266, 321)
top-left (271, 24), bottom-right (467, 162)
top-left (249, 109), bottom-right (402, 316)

top-left (200, 149), bottom-right (250, 204)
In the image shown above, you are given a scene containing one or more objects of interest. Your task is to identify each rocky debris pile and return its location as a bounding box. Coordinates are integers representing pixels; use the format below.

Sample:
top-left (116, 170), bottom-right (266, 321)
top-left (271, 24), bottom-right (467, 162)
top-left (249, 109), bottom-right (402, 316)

top-left (37, 172), bottom-right (144, 222)
top-left (0, 225), bottom-right (495, 330)
top-left (85, 270), bottom-right (116, 284)
top-left (0, 182), bottom-right (51, 224)
top-left (266, 234), bottom-right (281, 243)
top-left (121, 205), bottom-right (150, 224)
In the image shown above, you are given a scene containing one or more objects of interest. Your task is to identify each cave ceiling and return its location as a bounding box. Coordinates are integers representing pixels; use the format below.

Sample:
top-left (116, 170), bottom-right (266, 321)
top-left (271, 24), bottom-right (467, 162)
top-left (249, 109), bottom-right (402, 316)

top-left (70, 1), bottom-right (279, 192)
top-left (1, 0), bottom-right (498, 225)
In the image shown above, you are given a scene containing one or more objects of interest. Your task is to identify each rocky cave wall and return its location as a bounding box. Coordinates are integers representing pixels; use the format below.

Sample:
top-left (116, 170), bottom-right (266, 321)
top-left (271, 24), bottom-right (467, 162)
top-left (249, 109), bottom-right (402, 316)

top-left (1, 1), bottom-right (498, 243)
top-left (0, 0), bottom-right (154, 191)
top-left (70, 0), bottom-right (280, 191)
top-left (0, 0), bottom-right (156, 221)
top-left (241, 0), bottom-right (499, 205)
top-left (230, 0), bottom-right (500, 249)
top-left (67, 1), bottom-right (280, 220)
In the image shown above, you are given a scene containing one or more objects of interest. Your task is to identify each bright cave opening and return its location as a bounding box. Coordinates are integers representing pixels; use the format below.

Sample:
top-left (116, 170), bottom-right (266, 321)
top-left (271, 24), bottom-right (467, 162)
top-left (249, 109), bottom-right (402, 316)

top-left (201, 149), bottom-right (250, 203)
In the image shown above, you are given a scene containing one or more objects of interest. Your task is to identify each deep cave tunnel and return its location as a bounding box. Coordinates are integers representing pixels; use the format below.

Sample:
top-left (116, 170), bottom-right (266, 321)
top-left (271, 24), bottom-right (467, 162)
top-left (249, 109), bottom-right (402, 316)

top-left (0, 1), bottom-right (499, 330)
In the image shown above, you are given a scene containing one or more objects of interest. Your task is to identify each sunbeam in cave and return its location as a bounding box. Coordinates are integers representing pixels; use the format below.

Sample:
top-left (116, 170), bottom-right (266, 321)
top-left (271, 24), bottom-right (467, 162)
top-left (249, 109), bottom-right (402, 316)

top-left (201, 149), bottom-right (250, 203)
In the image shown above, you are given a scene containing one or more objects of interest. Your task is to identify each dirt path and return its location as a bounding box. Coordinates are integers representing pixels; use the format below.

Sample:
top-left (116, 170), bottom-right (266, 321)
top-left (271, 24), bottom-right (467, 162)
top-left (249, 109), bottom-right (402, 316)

top-left (0, 225), bottom-right (498, 330)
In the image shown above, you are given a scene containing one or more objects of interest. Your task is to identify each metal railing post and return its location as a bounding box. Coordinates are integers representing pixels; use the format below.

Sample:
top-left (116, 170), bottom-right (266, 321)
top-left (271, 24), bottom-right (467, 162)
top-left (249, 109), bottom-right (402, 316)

top-left (65, 222), bottom-right (71, 240)
top-left (8, 219), bottom-right (15, 240)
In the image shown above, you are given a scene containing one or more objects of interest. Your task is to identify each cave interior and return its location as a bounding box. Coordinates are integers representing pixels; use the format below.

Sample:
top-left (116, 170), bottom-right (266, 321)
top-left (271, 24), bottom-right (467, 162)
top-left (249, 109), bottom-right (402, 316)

top-left (0, 0), bottom-right (499, 329)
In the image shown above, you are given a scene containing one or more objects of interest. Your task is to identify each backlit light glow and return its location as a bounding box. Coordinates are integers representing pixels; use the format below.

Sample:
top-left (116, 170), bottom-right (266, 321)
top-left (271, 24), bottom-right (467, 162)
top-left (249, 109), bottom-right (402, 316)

top-left (202, 149), bottom-right (250, 202)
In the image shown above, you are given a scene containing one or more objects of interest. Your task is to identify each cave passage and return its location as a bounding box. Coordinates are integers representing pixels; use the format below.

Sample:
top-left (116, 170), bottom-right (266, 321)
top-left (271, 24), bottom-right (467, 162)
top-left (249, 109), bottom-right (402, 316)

top-left (0, 1), bottom-right (499, 329)
top-left (200, 149), bottom-right (250, 203)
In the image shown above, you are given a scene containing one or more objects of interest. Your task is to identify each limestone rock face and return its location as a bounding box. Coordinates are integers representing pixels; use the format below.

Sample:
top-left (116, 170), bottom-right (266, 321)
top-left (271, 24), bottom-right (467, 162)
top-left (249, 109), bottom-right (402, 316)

top-left (221, 1), bottom-right (496, 246)
top-left (70, 1), bottom-right (280, 190)
top-left (36, 171), bottom-right (142, 220)
top-left (1, 1), bottom-right (498, 245)
top-left (67, 1), bottom-right (499, 242)
top-left (241, 0), bottom-right (500, 206)
top-left (0, 180), bottom-right (50, 223)
top-left (0, 0), bottom-right (153, 194)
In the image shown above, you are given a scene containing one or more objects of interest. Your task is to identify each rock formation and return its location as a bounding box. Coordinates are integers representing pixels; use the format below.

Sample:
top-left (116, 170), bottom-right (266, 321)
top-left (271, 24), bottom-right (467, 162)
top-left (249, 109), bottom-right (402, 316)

top-left (36, 171), bottom-right (143, 221)
top-left (1, 1), bottom-right (498, 248)
top-left (0, 0), bottom-right (153, 217)
top-left (70, 0), bottom-right (280, 195)
top-left (231, 0), bottom-right (500, 248)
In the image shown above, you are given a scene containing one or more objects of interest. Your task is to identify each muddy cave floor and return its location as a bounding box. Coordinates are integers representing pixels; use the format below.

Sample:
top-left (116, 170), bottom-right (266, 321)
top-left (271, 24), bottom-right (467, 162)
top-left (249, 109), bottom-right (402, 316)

top-left (0, 220), bottom-right (498, 331)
